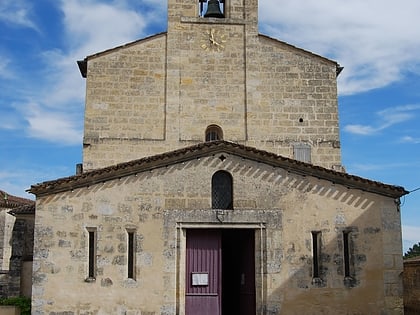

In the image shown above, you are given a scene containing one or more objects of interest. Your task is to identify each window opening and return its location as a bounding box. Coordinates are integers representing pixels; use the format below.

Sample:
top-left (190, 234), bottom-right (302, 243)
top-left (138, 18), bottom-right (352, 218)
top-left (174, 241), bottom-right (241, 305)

top-left (312, 231), bottom-right (321, 278)
top-left (212, 171), bottom-right (233, 209)
top-left (343, 231), bottom-right (351, 277)
top-left (205, 125), bottom-right (223, 142)
top-left (199, 0), bottom-right (225, 18)
top-left (87, 228), bottom-right (96, 280)
top-left (127, 230), bottom-right (136, 279)
top-left (293, 143), bottom-right (311, 163)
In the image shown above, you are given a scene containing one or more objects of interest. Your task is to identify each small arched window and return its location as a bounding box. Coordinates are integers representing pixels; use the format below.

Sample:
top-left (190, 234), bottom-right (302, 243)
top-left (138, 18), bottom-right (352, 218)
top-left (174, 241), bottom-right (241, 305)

top-left (205, 125), bottom-right (223, 142)
top-left (212, 171), bottom-right (233, 209)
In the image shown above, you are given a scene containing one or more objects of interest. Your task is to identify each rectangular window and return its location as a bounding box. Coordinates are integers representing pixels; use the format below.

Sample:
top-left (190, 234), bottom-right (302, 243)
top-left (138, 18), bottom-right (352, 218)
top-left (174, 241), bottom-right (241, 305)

top-left (312, 231), bottom-right (321, 278)
top-left (343, 231), bottom-right (351, 277)
top-left (293, 143), bottom-right (311, 163)
top-left (127, 230), bottom-right (136, 279)
top-left (87, 228), bottom-right (96, 280)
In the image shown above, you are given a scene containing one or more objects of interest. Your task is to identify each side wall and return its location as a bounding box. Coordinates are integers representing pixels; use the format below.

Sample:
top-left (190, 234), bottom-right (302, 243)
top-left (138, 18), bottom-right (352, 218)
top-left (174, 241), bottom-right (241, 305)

top-left (246, 36), bottom-right (341, 169)
top-left (32, 154), bottom-right (402, 314)
top-left (404, 259), bottom-right (420, 314)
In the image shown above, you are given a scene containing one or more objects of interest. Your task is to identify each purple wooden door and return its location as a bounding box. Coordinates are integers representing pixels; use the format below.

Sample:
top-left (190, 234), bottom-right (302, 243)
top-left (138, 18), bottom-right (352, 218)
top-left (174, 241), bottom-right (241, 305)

top-left (186, 230), bottom-right (222, 315)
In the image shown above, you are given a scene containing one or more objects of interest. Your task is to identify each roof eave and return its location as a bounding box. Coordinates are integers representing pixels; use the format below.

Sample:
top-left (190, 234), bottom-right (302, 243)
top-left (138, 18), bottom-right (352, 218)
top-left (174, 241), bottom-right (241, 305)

top-left (77, 59), bottom-right (87, 78)
top-left (28, 141), bottom-right (408, 200)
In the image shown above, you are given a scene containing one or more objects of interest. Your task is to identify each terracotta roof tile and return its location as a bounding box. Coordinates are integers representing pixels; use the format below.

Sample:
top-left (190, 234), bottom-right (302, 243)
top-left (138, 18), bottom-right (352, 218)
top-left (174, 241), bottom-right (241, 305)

top-left (0, 190), bottom-right (34, 209)
top-left (8, 204), bottom-right (35, 216)
top-left (28, 141), bottom-right (408, 199)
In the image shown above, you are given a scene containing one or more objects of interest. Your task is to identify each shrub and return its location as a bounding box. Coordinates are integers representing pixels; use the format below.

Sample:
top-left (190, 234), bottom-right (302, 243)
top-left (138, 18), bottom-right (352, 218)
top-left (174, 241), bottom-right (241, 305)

top-left (0, 296), bottom-right (31, 315)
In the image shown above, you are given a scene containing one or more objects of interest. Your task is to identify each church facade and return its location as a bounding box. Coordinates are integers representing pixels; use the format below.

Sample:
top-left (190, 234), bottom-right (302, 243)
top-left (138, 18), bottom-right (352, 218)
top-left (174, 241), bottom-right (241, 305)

top-left (29, 0), bottom-right (407, 314)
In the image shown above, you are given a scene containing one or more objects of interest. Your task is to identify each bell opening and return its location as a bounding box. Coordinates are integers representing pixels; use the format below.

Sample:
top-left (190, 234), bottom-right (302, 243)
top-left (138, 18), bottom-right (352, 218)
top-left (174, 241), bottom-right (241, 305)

top-left (200, 0), bottom-right (225, 18)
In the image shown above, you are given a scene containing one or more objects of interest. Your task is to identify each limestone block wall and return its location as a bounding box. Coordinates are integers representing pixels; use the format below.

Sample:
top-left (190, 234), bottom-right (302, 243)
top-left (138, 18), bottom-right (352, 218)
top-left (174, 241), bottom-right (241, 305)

top-left (0, 210), bottom-right (15, 271)
top-left (404, 258), bottom-right (420, 314)
top-left (82, 0), bottom-right (342, 172)
top-left (32, 153), bottom-right (402, 314)
top-left (246, 36), bottom-right (341, 168)
top-left (83, 34), bottom-right (167, 169)
top-left (82, 33), bottom-right (342, 171)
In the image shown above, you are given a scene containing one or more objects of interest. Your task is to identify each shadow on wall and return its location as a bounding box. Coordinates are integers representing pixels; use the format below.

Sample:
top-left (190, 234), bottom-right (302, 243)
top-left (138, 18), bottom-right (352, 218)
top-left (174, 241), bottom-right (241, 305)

top-left (262, 186), bottom-right (403, 315)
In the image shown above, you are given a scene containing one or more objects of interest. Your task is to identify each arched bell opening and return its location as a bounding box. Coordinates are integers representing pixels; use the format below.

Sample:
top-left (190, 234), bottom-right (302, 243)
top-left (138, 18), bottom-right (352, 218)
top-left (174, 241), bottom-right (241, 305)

top-left (199, 0), bottom-right (225, 18)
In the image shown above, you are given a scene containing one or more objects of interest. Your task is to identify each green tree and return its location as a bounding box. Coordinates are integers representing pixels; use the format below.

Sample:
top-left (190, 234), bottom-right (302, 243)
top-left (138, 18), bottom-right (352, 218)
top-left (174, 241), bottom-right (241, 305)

top-left (404, 242), bottom-right (420, 259)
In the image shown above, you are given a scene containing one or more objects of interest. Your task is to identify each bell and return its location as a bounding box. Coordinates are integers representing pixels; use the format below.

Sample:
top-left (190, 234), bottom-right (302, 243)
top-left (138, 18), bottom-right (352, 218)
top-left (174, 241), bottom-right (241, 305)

top-left (204, 0), bottom-right (224, 18)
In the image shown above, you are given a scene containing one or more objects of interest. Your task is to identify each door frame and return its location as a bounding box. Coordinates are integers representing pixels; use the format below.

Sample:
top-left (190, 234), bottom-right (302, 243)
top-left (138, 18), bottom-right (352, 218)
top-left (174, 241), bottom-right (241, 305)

top-left (176, 223), bottom-right (266, 315)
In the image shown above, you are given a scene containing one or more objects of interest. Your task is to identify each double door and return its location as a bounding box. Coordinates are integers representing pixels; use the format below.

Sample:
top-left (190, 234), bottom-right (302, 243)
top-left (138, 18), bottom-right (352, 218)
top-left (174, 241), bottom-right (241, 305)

top-left (185, 229), bottom-right (256, 315)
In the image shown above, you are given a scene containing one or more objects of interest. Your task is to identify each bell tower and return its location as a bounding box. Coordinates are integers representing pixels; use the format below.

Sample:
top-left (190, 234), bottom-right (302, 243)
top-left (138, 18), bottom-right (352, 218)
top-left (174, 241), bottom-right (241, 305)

top-left (167, 0), bottom-right (258, 29)
top-left (165, 0), bottom-right (259, 144)
top-left (81, 0), bottom-right (342, 170)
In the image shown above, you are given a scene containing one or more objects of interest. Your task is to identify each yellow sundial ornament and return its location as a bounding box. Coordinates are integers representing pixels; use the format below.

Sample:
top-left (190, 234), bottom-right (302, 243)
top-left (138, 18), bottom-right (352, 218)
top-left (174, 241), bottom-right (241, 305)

top-left (201, 28), bottom-right (227, 52)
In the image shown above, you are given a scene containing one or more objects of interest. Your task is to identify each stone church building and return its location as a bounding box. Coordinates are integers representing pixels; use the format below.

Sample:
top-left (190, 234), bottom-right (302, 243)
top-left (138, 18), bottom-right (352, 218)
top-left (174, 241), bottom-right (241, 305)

top-left (29, 0), bottom-right (408, 314)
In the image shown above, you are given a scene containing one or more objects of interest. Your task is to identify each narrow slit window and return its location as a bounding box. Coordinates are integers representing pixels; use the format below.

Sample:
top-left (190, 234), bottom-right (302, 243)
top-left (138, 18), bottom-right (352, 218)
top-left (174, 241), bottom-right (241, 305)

top-left (87, 228), bottom-right (96, 280)
top-left (312, 231), bottom-right (321, 278)
top-left (343, 231), bottom-right (351, 277)
top-left (127, 230), bottom-right (136, 279)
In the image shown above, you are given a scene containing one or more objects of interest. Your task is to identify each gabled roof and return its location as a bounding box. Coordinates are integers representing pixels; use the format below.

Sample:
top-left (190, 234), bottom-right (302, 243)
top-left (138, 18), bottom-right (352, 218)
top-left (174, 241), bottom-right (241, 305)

top-left (77, 32), bottom-right (343, 78)
top-left (28, 141), bottom-right (408, 199)
top-left (77, 32), bottom-right (167, 78)
top-left (0, 190), bottom-right (34, 209)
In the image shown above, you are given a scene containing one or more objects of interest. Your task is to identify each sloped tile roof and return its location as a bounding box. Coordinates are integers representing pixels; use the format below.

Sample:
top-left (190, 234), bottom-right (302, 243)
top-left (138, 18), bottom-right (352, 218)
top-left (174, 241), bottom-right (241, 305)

top-left (0, 190), bottom-right (34, 209)
top-left (28, 141), bottom-right (408, 198)
top-left (8, 204), bottom-right (35, 216)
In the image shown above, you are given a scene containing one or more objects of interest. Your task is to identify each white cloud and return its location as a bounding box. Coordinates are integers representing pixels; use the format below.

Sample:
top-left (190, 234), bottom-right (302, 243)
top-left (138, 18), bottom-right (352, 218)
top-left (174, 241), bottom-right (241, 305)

top-left (12, 1), bottom-right (153, 145)
top-left (0, 0), bottom-right (38, 30)
top-left (344, 104), bottom-right (420, 135)
top-left (60, 0), bottom-right (148, 56)
top-left (22, 102), bottom-right (82, 145)
top-left (7, 0), bottom-right (420, 144)
top-left (401, 136), bottom-right (420, 144)
top-left (259, 0), bottom-right (420, 95)
top-left (0, 57), bottom-right (14, 79)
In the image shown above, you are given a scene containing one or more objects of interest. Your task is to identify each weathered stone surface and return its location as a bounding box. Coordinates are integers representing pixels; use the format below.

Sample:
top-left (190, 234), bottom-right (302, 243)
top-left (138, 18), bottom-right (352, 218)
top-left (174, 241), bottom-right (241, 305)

top-left (82, 0), bottom-right (342, 172)
top-left (31, 152), bottom-right (404, 314)
top-left (29, 0), bottom-right (405, 314)
top-left (404, 258), bottom-right (420, 314)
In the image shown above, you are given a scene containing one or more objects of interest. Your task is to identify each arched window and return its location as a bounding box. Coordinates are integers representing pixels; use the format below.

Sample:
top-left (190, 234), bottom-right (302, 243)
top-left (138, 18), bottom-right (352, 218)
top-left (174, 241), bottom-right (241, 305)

top-left (212, 171), bottom-right (233, 209)
top-left (205, 125), bottom-right (223, 142)
top-left (199, 0), bottom-right (225, 18)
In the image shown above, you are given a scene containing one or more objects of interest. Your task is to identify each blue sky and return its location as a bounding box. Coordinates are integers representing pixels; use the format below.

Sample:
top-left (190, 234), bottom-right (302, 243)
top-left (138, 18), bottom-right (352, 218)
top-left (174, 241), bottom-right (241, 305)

top-left (1, 0), bottom-right (419, 253)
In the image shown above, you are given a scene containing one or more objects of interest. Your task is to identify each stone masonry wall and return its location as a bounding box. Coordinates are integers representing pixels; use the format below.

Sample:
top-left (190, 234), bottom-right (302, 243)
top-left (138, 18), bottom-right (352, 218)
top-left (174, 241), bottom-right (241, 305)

top-left (32, 153), bottom-right (402, 314)
top-left (404, 258), bottom-right (420, 314)
top-left (82, 0), bottom-right (342, 172)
